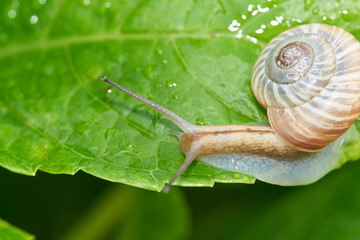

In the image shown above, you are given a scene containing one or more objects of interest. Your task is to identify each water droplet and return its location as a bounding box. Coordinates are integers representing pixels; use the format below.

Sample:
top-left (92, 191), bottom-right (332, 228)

top-left (257, 4), bottom-right (269, 12)
top-left (255, 28), bottom-right (264, 34)
top-left (39, 0), bottom-right (46, 4)
top-left (30, 15), bottom-right (38, 24)
top-left (105, 2), bottom-right (111, 8)
top-left (228, 19), bottom-right (240, 32)
top-left (246, 35), bottom-right (258, 44)
top-left (172, 93), bottom-right (180, 100)
top-left (221, 175), bottom-right (227, 180)
top-left (276, 16), bottom-right (284, 23)
top-left (195, 117), bottom-right (206, 126)
top-left (270, 20), bottom-right (279, 26)
top-left (8, 9), bottom-right (16, 18)
top-left (312, 6), bottom-right (319, 14)
top-left (304, 0), bottom-right (314, 10)
top-left (247, 4), bottom-right (254, 11)
top-left (163, 59), bottom-right (168, 64)
top-left (154, 83), bottom-right (162, 88)
top-left (105, 87), bottom-right (112, 94)
top-left (252, 10), bottom-right (258, 16)
top-left (166, 80), bottom-right (177, 88)
top-left (158, 49), bottom-right (163, 54)
top-left (146, 93), bottom-right (154, 100)
top-left (341, 9), bottom-right (352, 21)
top-left (235, 30), bottom-right (243, 38)
top-left (233, 173), bottom-right (241, 179)
top-left (83, 0), bottom-right (90, 5)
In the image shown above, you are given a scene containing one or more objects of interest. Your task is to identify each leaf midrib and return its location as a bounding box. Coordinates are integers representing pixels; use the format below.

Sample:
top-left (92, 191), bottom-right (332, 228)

top-left (0, 31), bottom-right (266, 60)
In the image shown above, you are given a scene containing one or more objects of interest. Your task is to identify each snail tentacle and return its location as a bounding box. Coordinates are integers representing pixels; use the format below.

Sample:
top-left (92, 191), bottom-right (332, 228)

top-left (101, 76), bottom-right (197, 133)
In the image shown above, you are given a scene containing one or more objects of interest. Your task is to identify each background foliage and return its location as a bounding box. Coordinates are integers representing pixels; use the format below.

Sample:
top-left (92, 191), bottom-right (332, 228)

top-left (1, 0), bottom-right (360, 239)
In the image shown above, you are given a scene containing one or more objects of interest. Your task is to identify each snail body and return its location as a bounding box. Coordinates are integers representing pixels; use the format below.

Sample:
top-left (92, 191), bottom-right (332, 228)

top-left (102, 24), bottom-right (360, 192)
top-left (191, 124), bottom-right (345, 186)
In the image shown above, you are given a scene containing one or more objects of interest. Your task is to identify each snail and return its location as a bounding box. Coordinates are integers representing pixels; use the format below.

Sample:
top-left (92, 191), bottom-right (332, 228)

top-left (101, 23), bottom-right (360, 192)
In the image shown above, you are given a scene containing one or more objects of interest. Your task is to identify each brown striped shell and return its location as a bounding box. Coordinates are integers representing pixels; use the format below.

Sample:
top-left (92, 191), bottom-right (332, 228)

top-left (251, 24), bottom-right (360, 152)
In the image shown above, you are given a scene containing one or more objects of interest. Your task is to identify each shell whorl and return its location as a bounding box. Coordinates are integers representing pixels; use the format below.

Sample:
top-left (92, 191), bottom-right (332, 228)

top-left (251, 24), bottom-right (360, 151)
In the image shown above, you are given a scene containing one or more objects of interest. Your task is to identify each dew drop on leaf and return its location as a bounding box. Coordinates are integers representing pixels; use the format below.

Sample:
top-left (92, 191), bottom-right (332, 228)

top-left (105, 87), bottom-right (112, 95)
top-left (304, 0), bottom-right (314, 10)
top-left (172, 93), bottom-right (180, 100)
top-left (195, 117), bottom-right (207, 126)
top-left (312, 6), bottom-right (319, 14)
top-left (341, 9), bottom-right (352, 21)
top-left (166, 80), bottom-right (177, 88)
top-left (154, 83), bottom-right (162, 88)
top-left (126, 143), bottom-right (134, 150)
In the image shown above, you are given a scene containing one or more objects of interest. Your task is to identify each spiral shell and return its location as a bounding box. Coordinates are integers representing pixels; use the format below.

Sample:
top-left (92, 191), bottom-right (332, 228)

top-left (251, 24), bottom-right (360, 152)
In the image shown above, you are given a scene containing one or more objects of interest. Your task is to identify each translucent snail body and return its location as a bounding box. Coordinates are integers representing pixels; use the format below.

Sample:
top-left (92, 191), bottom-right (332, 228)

top-left (102, 24), bottom-right (360, 192)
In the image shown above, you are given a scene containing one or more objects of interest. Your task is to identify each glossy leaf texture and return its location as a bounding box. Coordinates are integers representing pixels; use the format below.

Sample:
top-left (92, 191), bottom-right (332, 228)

top-left (1, 0), bottom-right (360, 191)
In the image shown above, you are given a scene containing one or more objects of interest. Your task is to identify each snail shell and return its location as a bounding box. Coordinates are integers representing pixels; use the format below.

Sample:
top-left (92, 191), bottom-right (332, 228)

top-left (251, 24), bottom-right (360, 152)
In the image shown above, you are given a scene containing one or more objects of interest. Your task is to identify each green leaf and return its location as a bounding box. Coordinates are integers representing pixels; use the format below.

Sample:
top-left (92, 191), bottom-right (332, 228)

top-left (0, 0), bottom-right (360, 191)
top-left (0, 218), bottom-right (34, 240)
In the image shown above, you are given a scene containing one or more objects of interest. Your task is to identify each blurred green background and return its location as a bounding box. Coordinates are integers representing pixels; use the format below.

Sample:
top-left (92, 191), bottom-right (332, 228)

top-left (1, 0), bottom-right (360, 239)
top-left (2, 161), bottom-right (360, 239)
